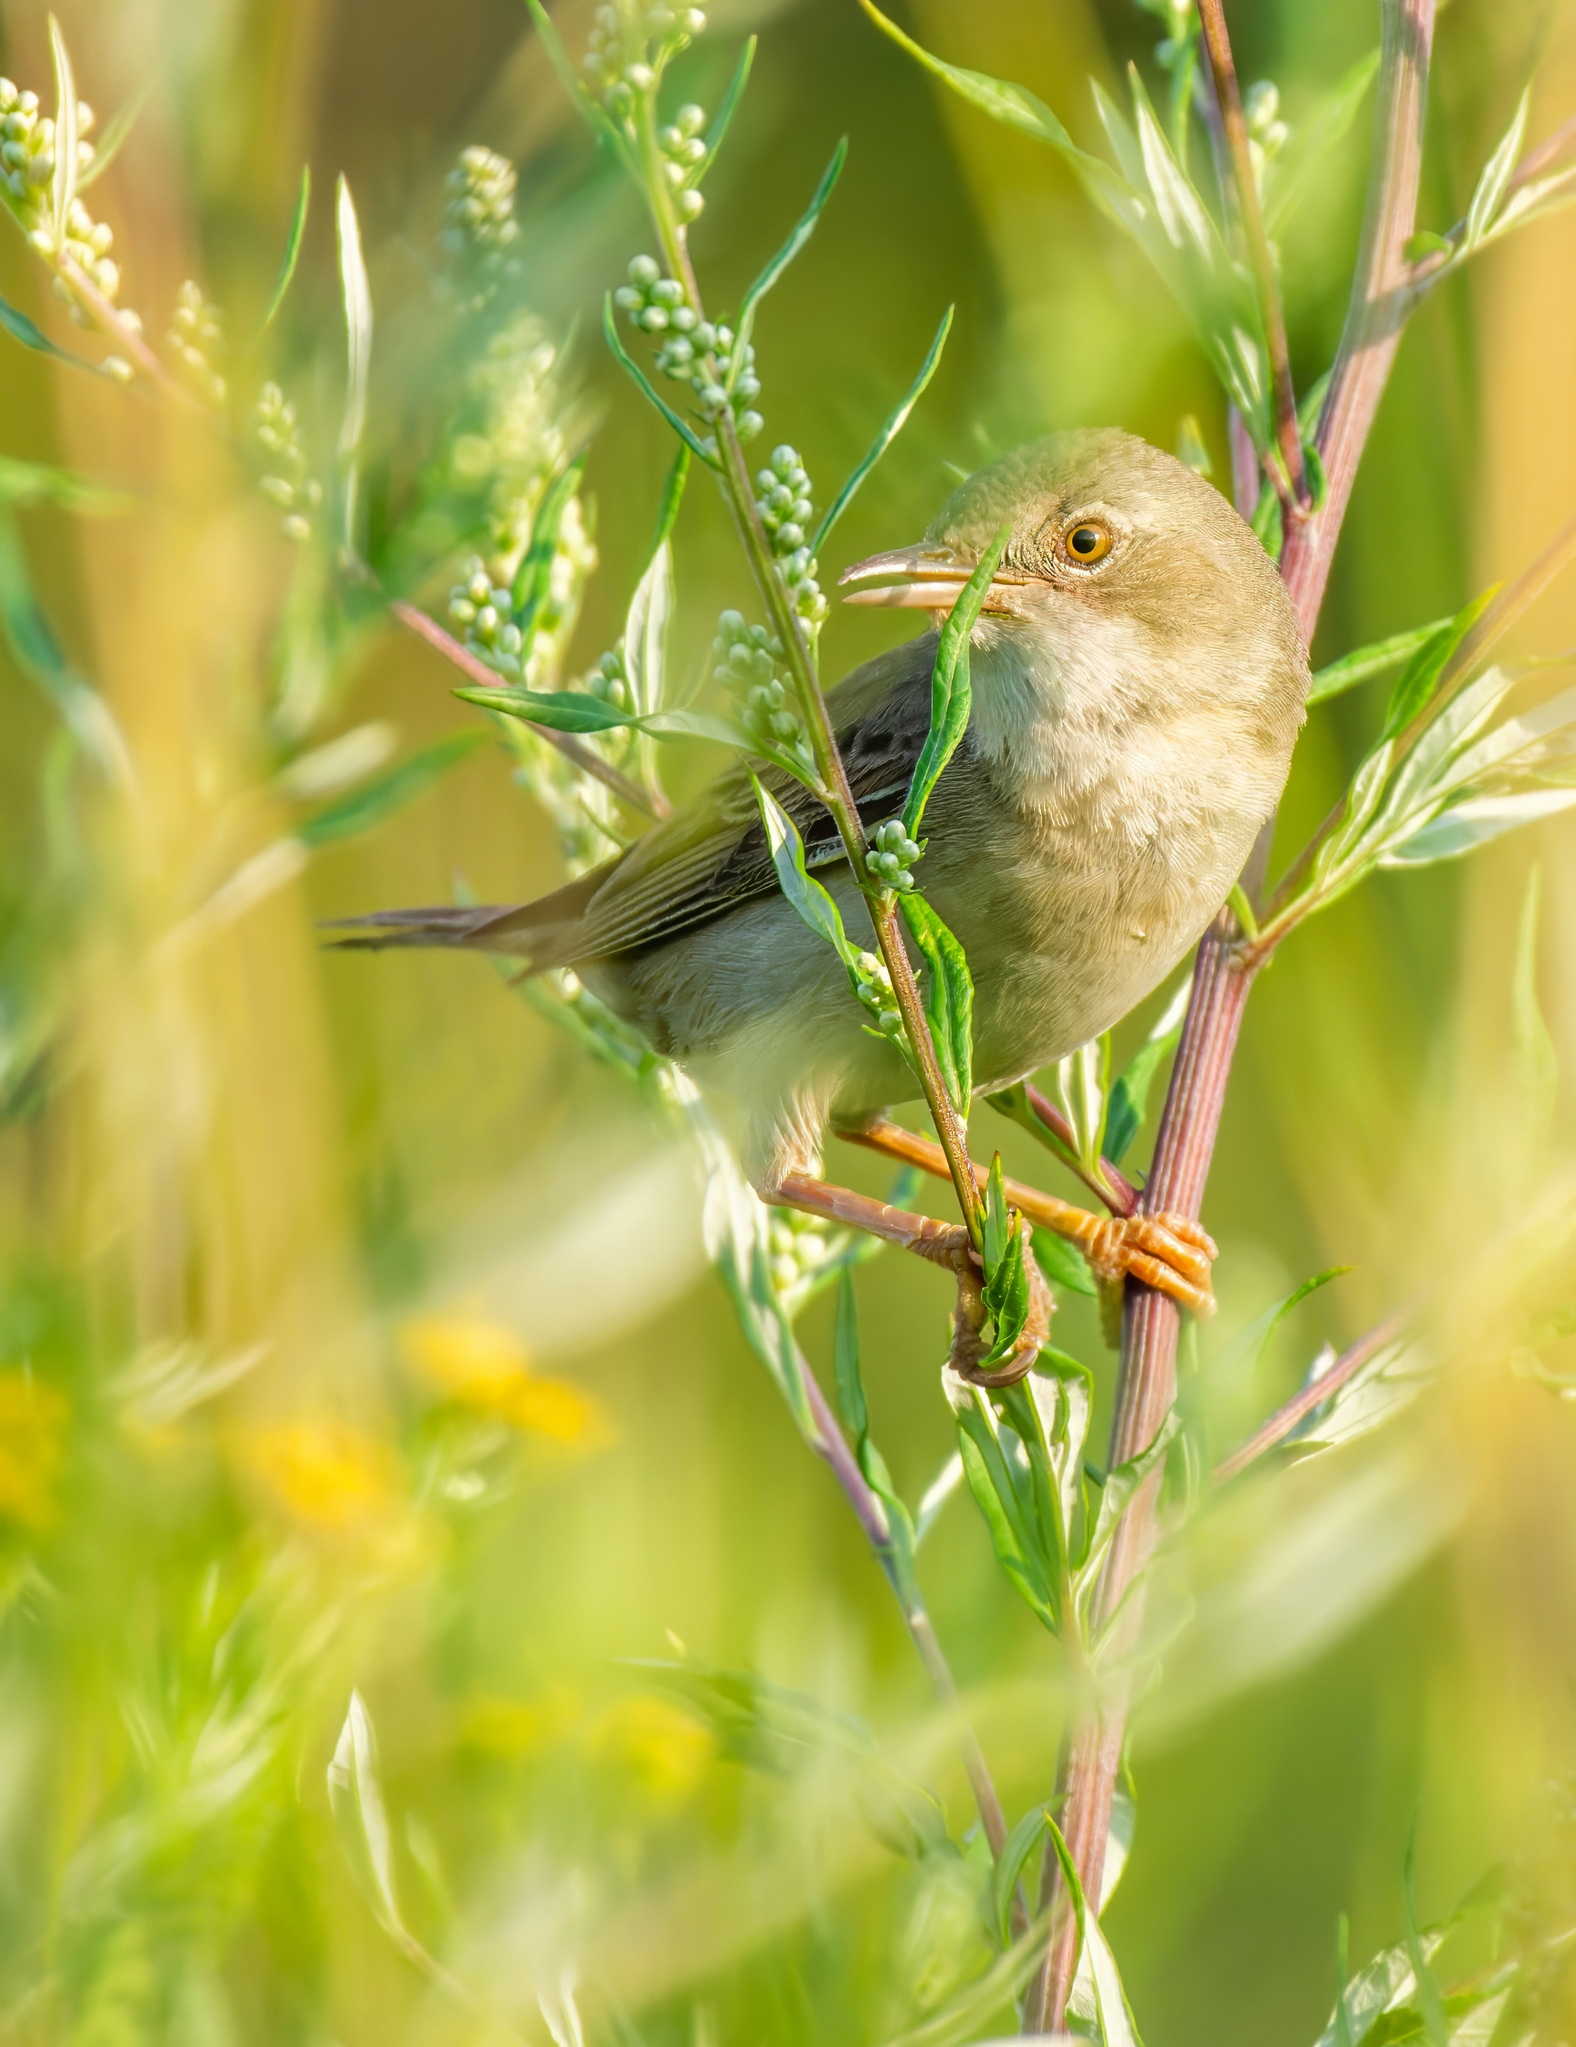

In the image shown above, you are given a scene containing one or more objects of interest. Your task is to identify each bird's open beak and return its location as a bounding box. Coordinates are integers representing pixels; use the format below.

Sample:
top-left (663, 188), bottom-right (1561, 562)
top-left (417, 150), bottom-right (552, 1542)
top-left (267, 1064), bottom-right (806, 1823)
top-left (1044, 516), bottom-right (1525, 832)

top-left (838, 543), bottom-right (1033, 615)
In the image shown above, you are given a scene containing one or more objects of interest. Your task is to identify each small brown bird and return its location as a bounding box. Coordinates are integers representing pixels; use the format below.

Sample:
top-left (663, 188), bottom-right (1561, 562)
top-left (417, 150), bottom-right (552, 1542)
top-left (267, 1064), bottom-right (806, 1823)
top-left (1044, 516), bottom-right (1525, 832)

top-left (341, 431), bottom-right (1308, 1332)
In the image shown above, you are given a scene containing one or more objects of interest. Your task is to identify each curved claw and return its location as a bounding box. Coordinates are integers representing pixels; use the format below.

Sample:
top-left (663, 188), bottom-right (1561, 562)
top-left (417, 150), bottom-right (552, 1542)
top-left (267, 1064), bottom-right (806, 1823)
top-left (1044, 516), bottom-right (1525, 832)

top-left (1083, 1210), bottom-right (1219, 1318)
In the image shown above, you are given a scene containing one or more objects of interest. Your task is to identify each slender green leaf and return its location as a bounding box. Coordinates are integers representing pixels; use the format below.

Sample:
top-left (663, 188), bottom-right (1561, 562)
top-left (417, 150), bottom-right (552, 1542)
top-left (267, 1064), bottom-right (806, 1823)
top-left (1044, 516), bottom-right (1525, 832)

top-left (511, 454), bottom-right (587, 623)
top-left (898, 893), bottom-right (973, 1113)
top-left (335, 176), bottom-right (372, 459)
top-left (259, 165), bottom-right (311, 335)
top-left (1309, 617), bottom-right (1453, 705)
top-left (1382, 588), bottom-right (1497, 739)
top-left (733, 139), bottom-right (847, 369)
top-left (991, 1806), bottom-right (1050, 1945)
top-left (1403, 1829), bottom-right (1451, 2047)
top-left (646, 443), bottom-right (690, 564)
top-left (455, 684), bottom-right (634, 734)
top-left (1103, 975), bottom-right (1190, 1163)
top-left (623, 536), bottom-right (672, 719)
top-left (812, 305), bottom-right (953, 554)
top-left (602, 295), bottom-right (719, 465)
top-left (979, 1157), bottom-right (1032, 1370)
top-left (1380, 785), bottom-right (1576, 866)
top-left (1464, 88), bottom-right (1529, 249)
top-left (698, 37), bottom-right (755, 184)
top-left (903, 524), bottom-right (1010, 837)
top-left (1077, 1410), bottom-right (1178, 1601)
top-left (0, 292), bottom-right (104, 374)
top-left (49, 17), bottom-right (78, 254)
top-left (298, 730), bottom-right (488, 847)
top-left (951, 1402), bottom-right (1055, 1625)
top-left (833, 1268), bottom-right (868, 1441)
top-left (752, 777), bottom-right (860, 969)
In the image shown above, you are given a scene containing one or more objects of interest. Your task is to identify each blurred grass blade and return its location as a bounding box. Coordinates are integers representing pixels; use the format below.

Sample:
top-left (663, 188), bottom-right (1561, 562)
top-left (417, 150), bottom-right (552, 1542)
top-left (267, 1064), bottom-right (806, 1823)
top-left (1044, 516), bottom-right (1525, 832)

top-left (524, 0), bottom-right (638, 170)
top-left (298, 730), bottom-right (488, 847)
top-left (623, 537), bottom-right (672, 718)
top-left (812, 304), bottom-right (953, 554)
top-left (327, 1692), bottom-right (406, 1940)
top-left (899, 893), bottom-right (973, 1113)
top-left (1512, 863), bottom-right (1558, 1124)
top-left (1402, 1828), bottom-right (1450, 2047)
top-left (75, 84), bottom-right (147, 189)
top-left (0, 511), bottom-right (129, 782)
top-left (734, 139), bottom-right (847, 363)
top-left (698, 36), bottom-right (755, 182)
top-left (335, 176), bottom-right (371, 458)
top-left (603, 295), bottom-right (718, 465)
top-left (903, 524), bottom-right (1009, 836)
top-left (49, 17), bottom-right (78, 253)
top-left (0, 454), bottom-right (130, 513)
top-left (1309, 616), bottom-right (1452, 705)
top-left (1464, 88), bottom-right (1530, 250)
top-left (259, 165), bottom-right (311, 335)
top-left (1264, 51), bottom-right (1379, 233)
top-left (0, 292), bottom-right (104, 374)
top-left (833, 1267), bottom-right (868, 1440)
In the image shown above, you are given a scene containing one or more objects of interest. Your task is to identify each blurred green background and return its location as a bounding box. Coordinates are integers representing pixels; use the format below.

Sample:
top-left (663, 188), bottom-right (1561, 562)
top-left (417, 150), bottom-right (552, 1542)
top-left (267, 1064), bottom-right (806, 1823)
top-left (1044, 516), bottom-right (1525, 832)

top-left (1, 0), bottom-right (1575, 2040)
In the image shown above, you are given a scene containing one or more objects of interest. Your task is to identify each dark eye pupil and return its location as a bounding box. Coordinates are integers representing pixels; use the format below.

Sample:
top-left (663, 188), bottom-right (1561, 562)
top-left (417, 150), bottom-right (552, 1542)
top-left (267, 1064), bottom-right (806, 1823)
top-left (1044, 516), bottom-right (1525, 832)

top-left (1070, 525), bottom-right (1101, 557)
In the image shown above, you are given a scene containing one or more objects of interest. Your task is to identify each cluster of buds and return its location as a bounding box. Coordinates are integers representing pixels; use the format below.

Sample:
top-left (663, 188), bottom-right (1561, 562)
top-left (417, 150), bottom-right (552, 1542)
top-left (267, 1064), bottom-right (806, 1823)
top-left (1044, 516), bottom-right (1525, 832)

top-left (583, 6), bottom-right (707, 164)
top-left (656, 103), bottom-right (709, 219)
top-left (853, 951), bottom-right (904, 1043)
top-left (1243, 81), bottom-right (1290, 189)
top-left (448, 557), bottom-right (527, 675)
top-left (616, 256), bottom-right (763, 438)
top-left (712, 611), bottom-right (814, 777)
top-left (168, 280), bottom-right (225, 403)
top-left (442, 145), bottom-right (521, 258)
top-left (587, 646), bottom-right (631, 710)
top-left (865, 818), bottom-right (920, 893)
top-left (754, 445), bottom-right (826, 626)
top-left (766, 1209), bottom-right (833, 1296)
top-left (0, 85), bottom-right (135, 333)
top-left (254, 384), bottom-right (322, 541)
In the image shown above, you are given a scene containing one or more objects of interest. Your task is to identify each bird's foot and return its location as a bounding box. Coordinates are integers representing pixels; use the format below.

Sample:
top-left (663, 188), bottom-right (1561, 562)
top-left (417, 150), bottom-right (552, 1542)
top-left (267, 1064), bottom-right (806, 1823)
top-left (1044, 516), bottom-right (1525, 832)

top-left (940, 1234), bottom-right (1055, 1390)
top-left (1080, 1211), bottom-right (1218, 1318)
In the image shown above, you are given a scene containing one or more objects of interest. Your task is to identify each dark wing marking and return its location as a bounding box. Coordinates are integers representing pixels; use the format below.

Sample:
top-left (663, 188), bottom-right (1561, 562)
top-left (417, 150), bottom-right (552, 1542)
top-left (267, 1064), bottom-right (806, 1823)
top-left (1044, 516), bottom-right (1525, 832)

top-left (565, 631), bottom-right (942, 961)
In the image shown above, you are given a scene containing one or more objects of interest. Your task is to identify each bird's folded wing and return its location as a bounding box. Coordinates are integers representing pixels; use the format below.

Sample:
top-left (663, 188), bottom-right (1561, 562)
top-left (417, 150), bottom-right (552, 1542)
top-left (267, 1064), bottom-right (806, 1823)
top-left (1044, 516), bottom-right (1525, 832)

top-left (566, 631), bottom-right (943, 962)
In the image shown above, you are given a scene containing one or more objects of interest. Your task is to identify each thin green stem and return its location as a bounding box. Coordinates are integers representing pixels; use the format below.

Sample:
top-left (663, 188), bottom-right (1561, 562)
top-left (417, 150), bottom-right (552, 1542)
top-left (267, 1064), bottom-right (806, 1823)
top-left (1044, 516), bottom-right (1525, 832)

top-left (1196, 0), bottom-right (1310, 514)
top-left (627, 100), bottom-right (984, 1246)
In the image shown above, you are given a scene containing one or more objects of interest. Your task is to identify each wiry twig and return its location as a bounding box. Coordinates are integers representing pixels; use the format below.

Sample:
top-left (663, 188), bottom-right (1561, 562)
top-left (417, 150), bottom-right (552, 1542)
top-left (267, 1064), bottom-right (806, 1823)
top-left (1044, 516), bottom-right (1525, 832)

top-left (1212, 1311), bottom-right (1409, 1483)
top-left (1196, 0), bottom-right (1309, 513)
top-left (1029, 1), bottom-right (1439, 2027)
top-left (795, 1351), bottom-right (1009, 1856)
top-left (391, 599), bottom-right (668, 821)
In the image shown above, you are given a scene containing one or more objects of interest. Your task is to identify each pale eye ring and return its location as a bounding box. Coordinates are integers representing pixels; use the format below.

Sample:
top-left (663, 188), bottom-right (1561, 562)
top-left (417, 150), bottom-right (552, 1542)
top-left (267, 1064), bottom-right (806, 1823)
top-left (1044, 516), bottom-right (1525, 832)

top-left (1062, 517), bottom-right (1114, 566)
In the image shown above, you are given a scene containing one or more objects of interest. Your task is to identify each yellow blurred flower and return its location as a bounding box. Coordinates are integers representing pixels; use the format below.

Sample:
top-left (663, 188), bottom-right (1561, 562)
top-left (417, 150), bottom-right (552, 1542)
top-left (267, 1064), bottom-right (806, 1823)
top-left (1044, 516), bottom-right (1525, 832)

top-left (400, 1316), bottom-right (611, 1448)
top-left (244, 1419), bottom-right (397, 1534)
top-left (591, 1694), bottom-right (716, 1803)
top-left (0, 1371), bottom-right (68, 1530)
top-left (460, 1685), bottom-right (580, 1759)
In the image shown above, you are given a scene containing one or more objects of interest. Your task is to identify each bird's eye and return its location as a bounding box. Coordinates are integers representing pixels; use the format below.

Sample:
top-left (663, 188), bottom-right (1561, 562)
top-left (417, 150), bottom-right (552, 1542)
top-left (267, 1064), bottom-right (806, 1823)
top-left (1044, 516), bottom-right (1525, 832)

top-left (1063, 519), bottom-right (1113, 566)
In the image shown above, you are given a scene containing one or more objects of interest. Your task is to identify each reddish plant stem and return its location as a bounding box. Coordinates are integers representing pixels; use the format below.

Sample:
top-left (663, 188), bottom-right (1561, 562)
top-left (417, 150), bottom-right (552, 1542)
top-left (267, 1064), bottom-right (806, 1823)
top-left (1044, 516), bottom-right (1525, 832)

top-left (1213, 1311), bottom-right (1410, 1483)
top-left (391, 600), bottom-right (668, 821)
top-left (1032, 0), bottom-right (1438, 2027)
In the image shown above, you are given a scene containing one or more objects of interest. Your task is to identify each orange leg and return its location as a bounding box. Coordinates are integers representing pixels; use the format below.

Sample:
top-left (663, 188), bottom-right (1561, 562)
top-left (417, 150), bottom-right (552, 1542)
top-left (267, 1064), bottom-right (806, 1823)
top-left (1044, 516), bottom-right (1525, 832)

top-left (838, 1117), bottom-right (1218, 1319)
top-left (768, 1169), bottom-right (1053, 1387)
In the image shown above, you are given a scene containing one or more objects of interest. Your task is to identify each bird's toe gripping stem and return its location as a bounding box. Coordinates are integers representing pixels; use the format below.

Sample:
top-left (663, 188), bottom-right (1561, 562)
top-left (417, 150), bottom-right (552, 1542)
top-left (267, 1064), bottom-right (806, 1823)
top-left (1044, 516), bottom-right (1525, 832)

top-left (1078, 1210), bottom-right (1219, 1319)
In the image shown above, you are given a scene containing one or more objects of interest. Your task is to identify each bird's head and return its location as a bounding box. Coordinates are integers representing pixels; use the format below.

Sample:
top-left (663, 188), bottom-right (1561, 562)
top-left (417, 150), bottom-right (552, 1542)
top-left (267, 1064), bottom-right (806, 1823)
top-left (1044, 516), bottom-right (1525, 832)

top-left (839, 428), bottom-right (1306, 726)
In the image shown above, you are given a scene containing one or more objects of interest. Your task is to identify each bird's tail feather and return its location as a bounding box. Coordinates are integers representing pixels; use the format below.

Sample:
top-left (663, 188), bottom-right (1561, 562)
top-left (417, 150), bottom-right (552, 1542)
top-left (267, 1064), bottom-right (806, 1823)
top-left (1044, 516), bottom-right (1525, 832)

top-left (324, 901), bottom-right (559, 965)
